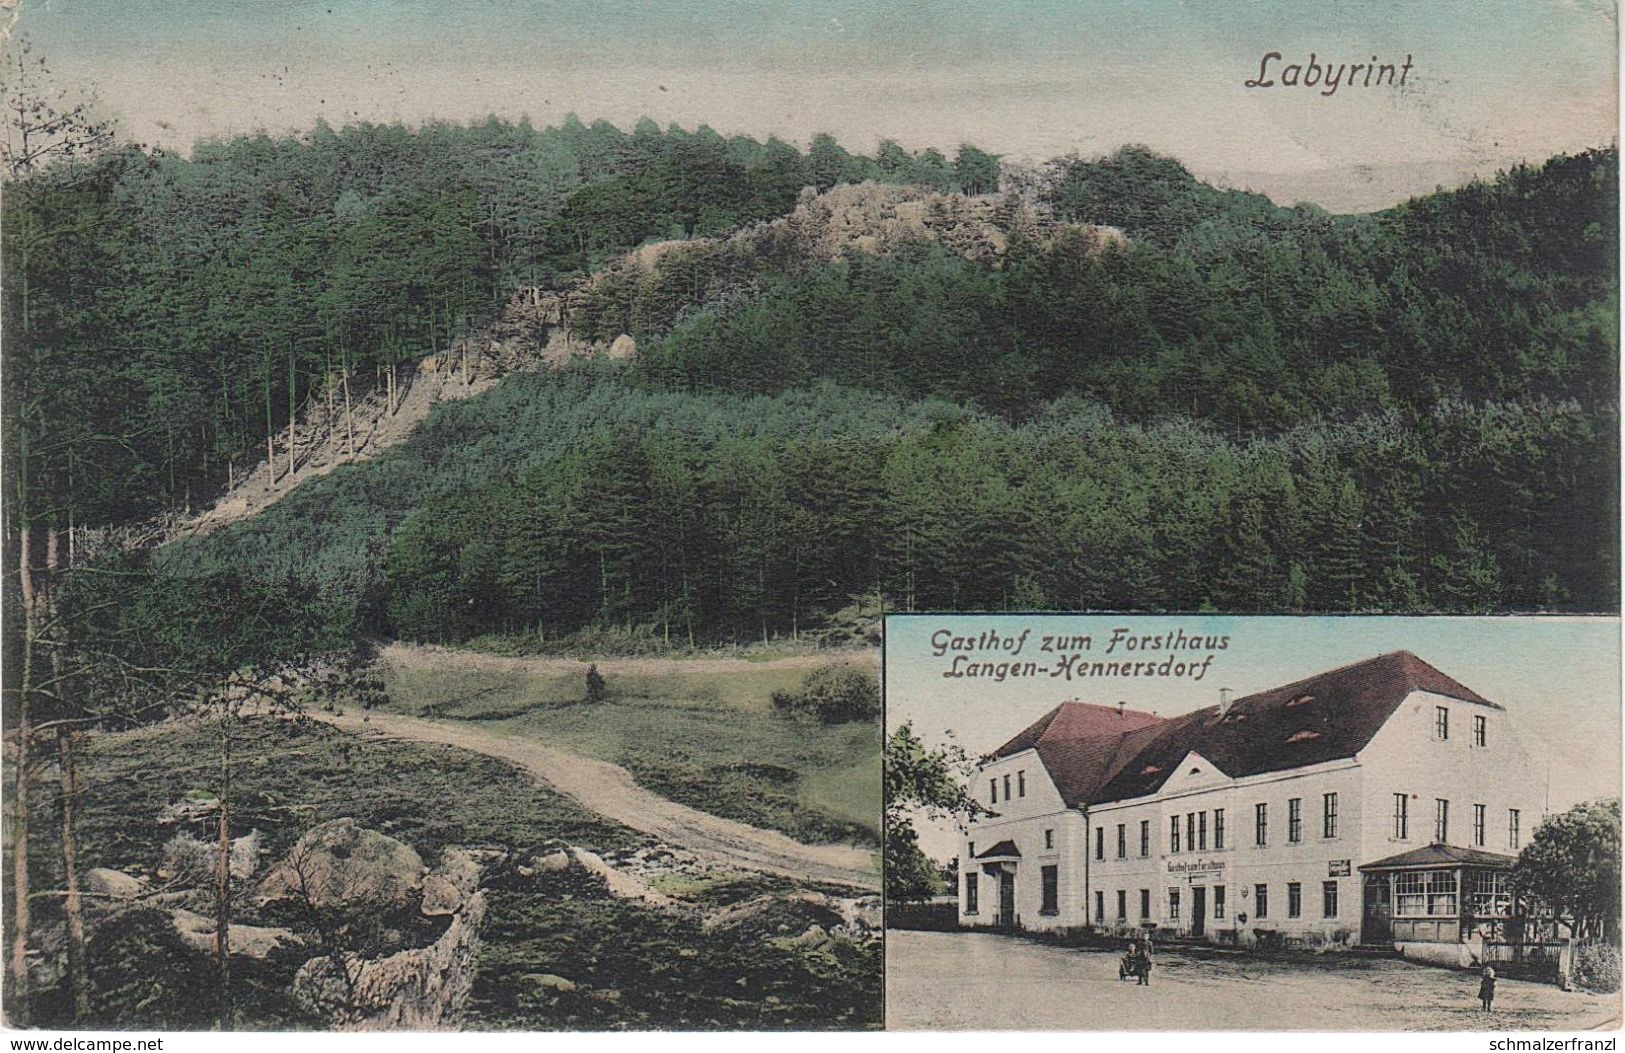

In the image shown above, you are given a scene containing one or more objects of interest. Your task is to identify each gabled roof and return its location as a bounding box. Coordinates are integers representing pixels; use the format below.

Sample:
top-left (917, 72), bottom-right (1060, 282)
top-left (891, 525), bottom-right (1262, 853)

top-left (988, 702), bottom-right (1162, 808)
top-left (975, 840), bottom-right (1021, 860)
top-left (1360, 844), bottom-right (1518, 871)
top-left (1091, 651), bottom-right (1495, 803)
top-left (987, 652), bottom-right (1497, 807)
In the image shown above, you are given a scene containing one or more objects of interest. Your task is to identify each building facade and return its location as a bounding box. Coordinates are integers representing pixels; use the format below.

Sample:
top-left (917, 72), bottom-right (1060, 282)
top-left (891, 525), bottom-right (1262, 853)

top-left (957, 652), bottom-right (1543, 953)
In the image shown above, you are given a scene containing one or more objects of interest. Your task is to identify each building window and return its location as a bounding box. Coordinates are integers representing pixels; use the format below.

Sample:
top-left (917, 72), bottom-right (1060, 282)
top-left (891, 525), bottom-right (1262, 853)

top-left (1288, 882), bottom-right (1302, 918)
top-left (1198, 811), bottom-right (1208, 851)
top-left (1508, 809), bottom-right (1521, 849)
top-left (1213, 885), bottom-right (1226, 919)
top-left (968, 841), bottom-right (975, 858)
top-left (1471, 871), bottom-right (1512, 917)
top-left (990, 779), bottom-right (997, 804)
top-left (1018, 770), bottom-right (1027, 797)
top-left (1140, 888), bottom-right (1151, 919)
top-left (1170, 816), bottom-right (1181, 854)
top-left (1254, 884), bottom-right (1268, 918)
top-left (965, 872), bottom-right (979, 914)
top-left (1003, 774), bottom-right (1012, 801)
top-left (1095, 890), bottom-right (1105, 923)
top-left (1473, 804), bottom-right (1486, 847)
top-left (1041, 865), bottom-right (1059, 914)
top-left (1186, 812), bottom-right (1196, 853)
top-left (1323, 880), bottom-right (1339, 918)
top-left (1434, 705), bottom-right (1449, 741)
top-left (1116, 889), bottom-right (1126, 921)
top-left (1288, 798), bottom-right (1302, 843)
top-left (1214, 809), bottom-right (1225, 850)
top-left (1393, 793), bottom-right (1408, 840)
top-left (1044, 829), bottom-right (1054, 851)
top-left (1117, 824), bottom-right (1127, 859)
top-left (1435, 798), bottom-right (1450, 843)
top-left (1139, 820), bottom-right (1150, 857)
top-left (1323, 793), bottom-right (1339, 839)
top-left (1255, 802), bottom-right (1268, 846)
top-left (1474, 714), bottom-right (1487, 747)
top-left (1169, 889), bottom-right (1181, 921)
top-left (1095, 827), bottom-right (1105, 861)
top-left (1395, 870), bottom-right (1459, 917)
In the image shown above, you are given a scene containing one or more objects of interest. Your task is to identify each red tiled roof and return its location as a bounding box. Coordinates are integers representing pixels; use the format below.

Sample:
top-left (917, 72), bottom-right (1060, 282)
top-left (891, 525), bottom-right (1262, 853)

top-left (989, 702), bottom-right (1163, 807)
top-left (992, 652), bottom-right (1498, 808)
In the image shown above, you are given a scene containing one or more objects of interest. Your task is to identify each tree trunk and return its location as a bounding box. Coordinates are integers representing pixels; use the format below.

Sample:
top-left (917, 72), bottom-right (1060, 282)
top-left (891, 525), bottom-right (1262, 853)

top-left (57, 729), bottom-right (87, 1020)
top-left (9, 527), bottom-right (35, 1025)
top-left (342, 369), bottom-right (355, 458)
top-left (215, 715), bottom-right (233, 1030)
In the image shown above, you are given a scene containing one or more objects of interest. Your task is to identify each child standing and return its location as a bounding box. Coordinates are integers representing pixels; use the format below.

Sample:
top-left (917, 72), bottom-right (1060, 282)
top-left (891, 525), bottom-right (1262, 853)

top-left (1479, 966), bottom-right (1497, 1013)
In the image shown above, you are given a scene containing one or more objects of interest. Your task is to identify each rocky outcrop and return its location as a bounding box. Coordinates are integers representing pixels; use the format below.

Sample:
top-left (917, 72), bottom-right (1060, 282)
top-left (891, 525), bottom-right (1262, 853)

top-left (257, 819), bottom-right (425, 912)
top-left (291, 843), bottom-right (488, 1031)
top-left (566, 846), bottom-right (677, 909)
top-left (84, 868), bottom-right (146, 901)
top-left (170, 908), bottom-right (303, 959)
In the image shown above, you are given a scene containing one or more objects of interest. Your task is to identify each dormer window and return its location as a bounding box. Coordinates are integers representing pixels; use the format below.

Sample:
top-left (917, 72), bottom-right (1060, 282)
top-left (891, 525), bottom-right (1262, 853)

top-left (1286, 729), bottom-right (1321, 743)
top-left (1286, 694), bottom-right (1315, 707)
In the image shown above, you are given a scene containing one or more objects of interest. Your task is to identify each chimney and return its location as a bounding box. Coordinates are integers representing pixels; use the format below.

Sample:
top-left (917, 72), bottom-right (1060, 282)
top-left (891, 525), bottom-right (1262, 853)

top-left (1219, 688), bottom-right (1233, 717)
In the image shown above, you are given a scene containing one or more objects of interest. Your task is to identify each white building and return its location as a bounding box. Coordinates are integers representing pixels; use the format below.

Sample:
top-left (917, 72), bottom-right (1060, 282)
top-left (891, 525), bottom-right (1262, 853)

top-left (958, 652), bottom-right (1544, 954)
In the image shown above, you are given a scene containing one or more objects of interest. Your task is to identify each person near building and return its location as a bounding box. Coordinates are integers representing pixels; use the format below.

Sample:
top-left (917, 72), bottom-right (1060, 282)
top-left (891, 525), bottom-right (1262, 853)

top-left (1478, 966), bottom-right (1497, 1012)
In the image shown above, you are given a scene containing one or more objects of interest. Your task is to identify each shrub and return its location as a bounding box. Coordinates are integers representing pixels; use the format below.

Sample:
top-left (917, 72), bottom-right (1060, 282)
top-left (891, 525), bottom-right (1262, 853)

top-left (1576, 941), bottom-right (1622, 993)
top-left (770, 664), bottom-right (879, 724)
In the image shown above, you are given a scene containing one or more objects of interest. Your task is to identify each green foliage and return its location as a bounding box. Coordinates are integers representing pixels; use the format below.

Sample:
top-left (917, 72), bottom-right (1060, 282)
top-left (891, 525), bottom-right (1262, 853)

top-left (584, 663), bottom-right (607, 704)
top-left (883, 723), bottom-right (985, 903)
top-left (1513, 798), bottom-right (1622, 939)
top-left (770, 664), bottom-right (880, 725)
top-left (1576, 941), bottom-right (1622, 993)
top-left (4, 114), bottom-right (995, 529)
top-left (884, 821), bottom-right (944, 905)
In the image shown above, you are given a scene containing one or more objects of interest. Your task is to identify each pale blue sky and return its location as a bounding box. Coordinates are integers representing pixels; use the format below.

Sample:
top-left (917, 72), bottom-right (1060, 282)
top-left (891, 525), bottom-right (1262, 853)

top-left (15, 0), bottom-right (1618, 210)
top-left (887, 615), bottom-right (1621, 860)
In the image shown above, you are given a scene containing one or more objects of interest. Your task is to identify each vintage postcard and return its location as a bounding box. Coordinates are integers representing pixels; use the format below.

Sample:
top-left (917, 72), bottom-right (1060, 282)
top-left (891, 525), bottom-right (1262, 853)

top-left (884, 614), bottom-right (1622, 1031)
top-left (0, 0), bottom-right (1617, 1038)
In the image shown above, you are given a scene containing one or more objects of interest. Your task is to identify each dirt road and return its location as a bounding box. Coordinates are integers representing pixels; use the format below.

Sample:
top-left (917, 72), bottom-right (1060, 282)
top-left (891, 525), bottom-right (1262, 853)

top-left (886, 930), bottom-right (1621, 1031)
top-left (318, 708), bottom-right (878, 891)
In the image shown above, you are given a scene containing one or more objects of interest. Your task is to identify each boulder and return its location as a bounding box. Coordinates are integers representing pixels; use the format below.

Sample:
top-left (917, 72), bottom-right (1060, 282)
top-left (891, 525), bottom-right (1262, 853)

top-left (420, 847), bottom-right (482, 916)
top-left (171, 908), bottom-right (303, 959)
top-left (606, 333), bottom-right (637, 359)
top-left (531, 850), bottom-right (571, 874)
top-left (702, 892), bottom-right (846, 941)
top-left (258, 819), bottom-right (425, 913)
top-left (293, 890), bottom-right (486, 1030)
top-left (522, 973), bottom-right (577, 993)
top-left (84, 868), bottom-right (145, 901)
top-left (567, 847), bottom-right (676, 909)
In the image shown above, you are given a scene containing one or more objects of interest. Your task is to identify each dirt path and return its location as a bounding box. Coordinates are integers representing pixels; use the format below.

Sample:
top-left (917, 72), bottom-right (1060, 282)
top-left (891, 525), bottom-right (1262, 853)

top-left (380, 641), bottom-right (878, 678)
top-left (886, 930), bottom-right (1622, 1031)
top-left (318, 707), bottom-right (878, 891)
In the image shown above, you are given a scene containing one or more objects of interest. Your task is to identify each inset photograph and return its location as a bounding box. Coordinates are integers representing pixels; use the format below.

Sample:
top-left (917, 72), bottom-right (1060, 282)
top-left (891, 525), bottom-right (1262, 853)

top-left (883, 614), bottom-right (1621, 1030)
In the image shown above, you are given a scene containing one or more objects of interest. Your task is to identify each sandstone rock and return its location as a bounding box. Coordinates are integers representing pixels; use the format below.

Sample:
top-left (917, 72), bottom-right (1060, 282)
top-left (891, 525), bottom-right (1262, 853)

top-left (531, 850), bottom-right (571, 873)
top-left (293, 890), bottom-right (486, 1030)
top-left (606, 333), bottom-right (637, 359)
top-left (523, 973), bottom-right (577, 993)
top-left (567, 847), bottom-right (676, 909)
top-left (420, 847), bottom-right (482, 916)
top-left (84, 868), bottom-right (145, 900)
top-left (258, 819), bottom-right (425, 912)
top-left (702, 892), bottom-right (846, 940)
top-left (170, 908), bottom-right (302, 959)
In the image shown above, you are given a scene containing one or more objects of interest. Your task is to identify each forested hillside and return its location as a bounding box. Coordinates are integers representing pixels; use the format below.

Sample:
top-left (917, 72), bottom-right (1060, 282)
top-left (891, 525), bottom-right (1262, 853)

top-left (6, 103), bottom-right (1619, 665)
top-left (3, 112), bottom-right (997, 527)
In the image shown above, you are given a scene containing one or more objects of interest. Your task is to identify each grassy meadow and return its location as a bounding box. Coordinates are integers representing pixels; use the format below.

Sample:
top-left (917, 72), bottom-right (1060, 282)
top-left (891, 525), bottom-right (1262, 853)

top-left (375, 649), bottom-right (883, 847)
